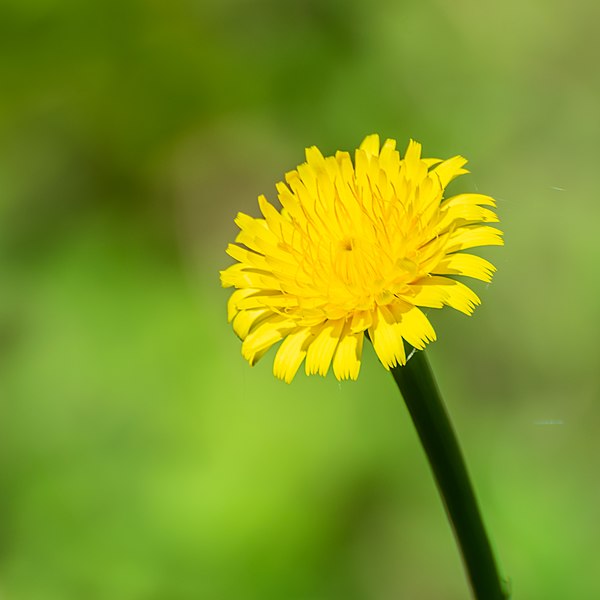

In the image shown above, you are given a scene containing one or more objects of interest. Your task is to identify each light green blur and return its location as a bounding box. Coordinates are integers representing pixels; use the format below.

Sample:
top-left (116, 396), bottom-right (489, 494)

top-left (1, 1), bottom-right (599, 598)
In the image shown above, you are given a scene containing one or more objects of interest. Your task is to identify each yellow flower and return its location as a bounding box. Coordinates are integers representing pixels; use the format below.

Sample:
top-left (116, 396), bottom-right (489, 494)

top-left (221, 135), bottom-right (502, 383)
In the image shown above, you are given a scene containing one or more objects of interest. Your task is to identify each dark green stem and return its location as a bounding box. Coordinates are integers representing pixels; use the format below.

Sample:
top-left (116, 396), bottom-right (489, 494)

top-left (391, 349), bottom-right (509, 600)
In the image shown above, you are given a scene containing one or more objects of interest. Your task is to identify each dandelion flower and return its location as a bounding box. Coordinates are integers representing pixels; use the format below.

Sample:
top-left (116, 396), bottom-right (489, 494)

top-left (221, 135), bottom-right (502, 382)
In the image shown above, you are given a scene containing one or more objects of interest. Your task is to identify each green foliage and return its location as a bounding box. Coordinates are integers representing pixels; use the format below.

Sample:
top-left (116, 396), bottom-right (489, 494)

top-left (1, 0), bottom-right (600, 598)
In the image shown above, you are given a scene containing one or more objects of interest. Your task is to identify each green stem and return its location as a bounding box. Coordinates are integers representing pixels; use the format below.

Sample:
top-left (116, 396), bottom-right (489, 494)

top-left (390, 349), bottom-right (509, 600)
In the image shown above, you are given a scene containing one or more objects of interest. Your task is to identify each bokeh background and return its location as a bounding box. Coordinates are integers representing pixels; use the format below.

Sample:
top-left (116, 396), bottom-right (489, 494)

top-left (1, 0), bottom-right (599, 598)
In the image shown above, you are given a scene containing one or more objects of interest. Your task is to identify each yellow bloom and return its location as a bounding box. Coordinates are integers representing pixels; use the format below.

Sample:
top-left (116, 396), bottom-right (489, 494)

top-left (221, 135), bottom-right (502, 383)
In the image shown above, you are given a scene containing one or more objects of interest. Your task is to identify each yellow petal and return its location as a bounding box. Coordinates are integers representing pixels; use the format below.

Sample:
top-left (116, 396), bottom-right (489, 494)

top-left (332, 326), bottom-right (363, 381)
top-left (359, 134), bottom-right (380, 156)
top-left (401, 278), bottom-right (446, 308)
top-left (226, 243), bottom-right (269, 271)
top-left (415, 276), bottom-right (481, 315)
top-left (423, 157), bottom-right (443, 168)
top-left (275, 181), bottom-right (304, 224)
top-left (234, 212), bottom-right (278, 250)
top-left (241, 316), bottom-right (296, 365)
top-left (305, 145), bottom-right (326, 167)
top-left (368, 305), bottom-right (406, 369)
top-left (441, 193), bottom-right (496, 209)
top-left (235, 290), bottom-right (288, 311)
top-left (257, 194), bottom-right (288, 238)
top-left (226, 287), bottom-right (262, 321)
top-left (220, 262), bottom-right (247, 289)
top-left (405, 275), bottom-right (481, 314)
top-left (432, 253), bottom-right (496, 282)
top-left (232, 307), bottom-right (271, 340)
top-left (297, 162), bottom-right (319, 200)
top-left (403, 139), bottom-right (422, 164)
top-left (446, 225), bottom-right (504, 253)
top-left (350, 310), bottom-right (373, 333)
top-left (228, 268), bottom-right (283, 290)
top-left (273, 328), bottom-right (313, 383)
top-left (437, 205), bottom-right (499, 233)
top-left (388, 301), bottom-right (436, 350)
top-left (430, 155), bottom-right (468, 187)
top-left (305, 319), bottom-right (345, 376)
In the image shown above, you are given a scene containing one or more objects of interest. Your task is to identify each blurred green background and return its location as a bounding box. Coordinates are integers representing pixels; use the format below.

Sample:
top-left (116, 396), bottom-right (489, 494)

top-left (1, 0), bottom-right (599, 598)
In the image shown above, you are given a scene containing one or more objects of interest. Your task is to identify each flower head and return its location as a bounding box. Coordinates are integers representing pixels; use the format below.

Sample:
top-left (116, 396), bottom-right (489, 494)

top-left (221, 135), bottom-right (502, 382)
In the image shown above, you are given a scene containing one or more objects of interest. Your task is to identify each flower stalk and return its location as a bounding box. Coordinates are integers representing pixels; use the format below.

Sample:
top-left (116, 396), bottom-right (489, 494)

top-left (390, 349), bottom-right (509, 600)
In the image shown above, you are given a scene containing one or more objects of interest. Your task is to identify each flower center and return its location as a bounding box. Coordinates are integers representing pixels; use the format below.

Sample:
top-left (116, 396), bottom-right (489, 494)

top-left (339, 238), bottom-right (354, 252)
